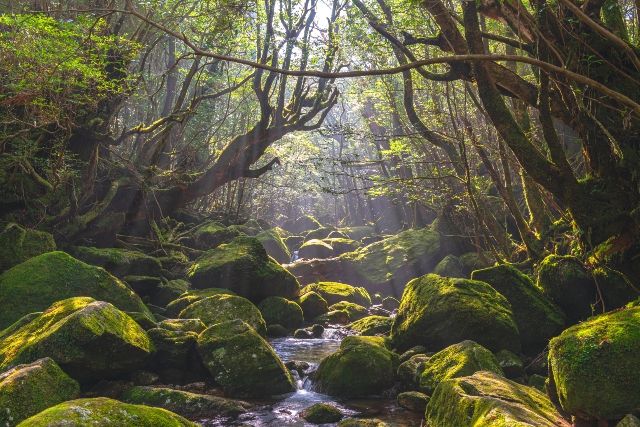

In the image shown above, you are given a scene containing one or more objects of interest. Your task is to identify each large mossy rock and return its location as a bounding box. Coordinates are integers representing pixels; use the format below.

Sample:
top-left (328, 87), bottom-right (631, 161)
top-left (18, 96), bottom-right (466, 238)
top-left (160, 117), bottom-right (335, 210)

top-left (328, 301), bottom-right (368, 321)
top-left (122, 386), bottom-right (251, 419)
top-left (283, 215), bottom-right (323, 234)
top-left (191, 221), bottom-right (242, 250)
top-left (298, 291), bottom-right (329, 320)
top-left (0, 251), bottom-right (153, 329)
top-left (69, 246), bottom-right (162, 278)
top-left (0, 297), bottom-right (154, 383)
top-left (179, 294), bottom-right (266, 336)
top-left (471, 264), bottom-right (565, 353)
top-left (391, 274), bottom-right (520, 353)
top-left (256, 228), bottom-right (291, 264)
top-left (300, 403), bottom-right (344, 423)
top-left (197, 320), bottom-right (295, 398)
top-left (432, 255), bottom-right (466, 278)
top-left (165, 288), bottom-right (235, 316)
top-left (17, 397), bottom-right (197, 426)
top-left (187, 236), bottom-right (299, 302)
top-left (314, 336), bottom-right (398, 398)
top-left (258, 296), bottom-right (304, 330)
top-left (425, 371), bottom-right (569, 427)
top-left (323, 238), bottom-right (360, 256)
top-left (0, 358), bottom-right (80, 426)
top-left (299, 239), bottom-right (335, 259)
top-left (146, 326), bottom-right (203, 384)
top-left (0, 224), bottom-right (56, 273)
top-left (301, 282), bottom-right (371, 307)
top-left (548, 307), bottom-right (640, 421)
top-left (348, 315), bottom-right (392, 336)
top-left (417, 340), bottom-right (503, 394)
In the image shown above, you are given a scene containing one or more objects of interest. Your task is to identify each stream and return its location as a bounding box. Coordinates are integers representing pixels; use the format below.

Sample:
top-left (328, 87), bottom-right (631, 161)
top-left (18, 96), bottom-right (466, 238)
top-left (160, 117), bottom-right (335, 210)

top-left (200, 328), bottom-right (423, 426)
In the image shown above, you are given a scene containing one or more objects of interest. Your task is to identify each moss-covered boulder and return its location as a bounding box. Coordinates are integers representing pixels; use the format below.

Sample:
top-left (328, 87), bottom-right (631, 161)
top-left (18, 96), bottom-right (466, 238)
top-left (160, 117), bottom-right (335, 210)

top-left (122, 386), bottom-right (251, 419)
top-left (302, 282), bottom-right (371, 307)
top-left (397, 354), bottom-right (431, 390)
top-left (314, 336), bottom-right (397, 398)
top-left (338, 418), bottom-right (388, 427)
top-left (391, 274), bottom-right (520, 353)
top-left (191, 221), bottom-right (242, 250)
top-left (146, 326), bottom-right (203, 384)
top-left (179, 294), bottom-right (266, 335)
top-left (0, 251), bottom-right (153, 329)
top-left (258, 296), bottom-right (303, 330)
top-left (300, 403), bottom-right (343, 423)
top-left (397, 391), bottom-right (429, 413)
top-left (165, 288), bottom-right (235, 316)
top-left (299, 291), bottom-right (329, 320)
top-left (150, 279), bottom-right (191, 307)
top-left (314, 309), bottom-right (350, 325)
top-left (157, 318), bottom-right (206, 334)
top-left (0, 358), bottom-right (80, 426)
top-left (348, 315), bottom-right (392, 336)
top-left (329, 301), bottom-right (368, 321)
top-left (69, 246), bottom-right (162, 278)
top-left (471, 264), bottom-right (565, 353)
top-left (425, 371), bottom-right (569, 427)
top-left (256, 228), bottom-right (291, 264)
top-left (0, 224), bottom-right (56, 273)
top-left (417, 340), bottom-right (503, 394)
top-left (299, 239), bottom-right (334, 259)
top-left (323, 238), bottom-right (360, 256)
top-left (283, 215), bottom-right (323, 234)
top-left (187, 236), bottom-right (300, 302)
top-left (548, 306), bottom-right (640, 421)
top-left (284, 235), bottom-right (305, 253)
top-left (17, 397), bottom-right (197, 426)
top-left (495, 349), bottom-right (524, 379)
top-left (433, 255), bottom-right (466, 278)
top-left (0, 297), bottom-right (154, 383)
top-left (197, 320), bottom-right (296, 398)
top-left (305, 227), bottom-right (337, 241)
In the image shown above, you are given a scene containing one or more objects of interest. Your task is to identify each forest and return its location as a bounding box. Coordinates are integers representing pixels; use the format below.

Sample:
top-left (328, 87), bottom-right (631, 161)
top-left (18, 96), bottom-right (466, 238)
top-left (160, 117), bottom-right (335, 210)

top-left (0, 0), bottom-right (639, 425)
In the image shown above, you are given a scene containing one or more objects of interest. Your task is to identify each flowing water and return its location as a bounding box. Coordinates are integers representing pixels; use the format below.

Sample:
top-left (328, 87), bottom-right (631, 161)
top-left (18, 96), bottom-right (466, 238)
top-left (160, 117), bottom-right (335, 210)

top-left (200, 328), bottom-right (423, 426)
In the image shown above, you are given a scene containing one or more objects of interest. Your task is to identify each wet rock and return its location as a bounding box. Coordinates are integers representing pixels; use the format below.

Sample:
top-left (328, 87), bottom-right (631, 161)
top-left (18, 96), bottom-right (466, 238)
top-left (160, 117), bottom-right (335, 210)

top-left (397, 391), bottom-right (429, 413)
top-left (266, 324), bottom-right (289, 338)
top-left (0, 224), bottom-right (55, 273)
top-left (338, 418), bottom-right (388, 427)
top-left (329, 301), bottom-right (368, 321)
top-left (299, 291), bottom-right (329, 320)
top-left (315, 309), bottom-right (350, 325)
top-left (300, 403), bottom-right (343, 424)
top-left (311, 324), bottom-right (325, 337)
top-left (285, 360), bottom-right (310, 377)
top-left (179, 294), bottom-right (267, 336)
top-left (258, 296), bottom-right (304, 330)
top-left (302, 282), bottom-right (371, 307)
top-left (293, 328), bottom-right (313, 339)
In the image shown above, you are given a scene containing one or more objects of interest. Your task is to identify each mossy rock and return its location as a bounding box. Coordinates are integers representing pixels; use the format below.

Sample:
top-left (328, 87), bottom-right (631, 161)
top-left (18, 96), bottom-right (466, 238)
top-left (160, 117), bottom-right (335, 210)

top-left (425, 371), bottom-right (569, 427)
top-left (471, 264), bottom-right (565, 353)
top-left (397, 354), bottom-right (431, 390)
top-left (314, 309), bottom-right (350, 325)
top-left (433, 255), bottom-right (466, 278)
top-left (0, 297), bottom-right (154, 383)
top-left (256, 228), bottom-right (291, 264)
top-left (150, 279), bottom-right (191, 307)
top-left (69, 246), bottom-right (162, 278)
top-left (302, 282), bottom-right (371, 307)
top-left (305, 227), bottom-right (337, 241)
top-left (617, 415), bottom-right (640, 427)
top-left (495, 349), bottom-right (524, 379)
top-left (191, 221), bottom-right (242, 250)
top-left (329, 301), bottom-right (368, 321)
top-left (397, 391), bottom-right (429, 413)
top-left (124, 275), bottom-right (162, 296)
top-left (17, 397), bottom-right (197, 426)
top-left (0, 224), bottom-right (56, 273)
top-left (299, 239), bottom-right (334, 259)
top-left (417, 340), bottom-right (503, 394)
top-left (348, 315), bottom-right (392, 336)
top-left (381, 296), bottom-right (399, 311)
top-left (146, 327), bottom-right (203, 384)
top-left (179, 294), bottom-right (266, 335)
top-left (284, 235), bottom-right (305, 253)
top-left (197, 320), bottom-right (296, 398)
top-left (157, 318), bottom-right (206, 334)
top-left (0, 358), bottom-right (79, 426)
top-left (391, 274), bottom-right (520, 353)
top-left (299, 291), bottom-right (329, 321)
top-left (323, 238), bottom-right (360, 256)
top-left (0, 251), bottom-right (153, 329)
top-left (300, 403), bottom-right (343, 423)
top-left (258, 296), bottom-right (303, 330)
top-left (314, 336), bottom-right (398, 398)
top-left (338, 418), bottom-right (388, 427)
top-left (283, 215), bottom-right (323, 234)
top-left (122, 386), bottom-right (251, 419)
top-left (337, 225), bottom-right (376, 241)
top-left (187, 236), bottom-right (300, 302)
top-left (458, 252), bottom-right (490, 275)
top-left (548, 306), bottom-right (640, 420)
top-left (165, 288), bottom-right (235, 316)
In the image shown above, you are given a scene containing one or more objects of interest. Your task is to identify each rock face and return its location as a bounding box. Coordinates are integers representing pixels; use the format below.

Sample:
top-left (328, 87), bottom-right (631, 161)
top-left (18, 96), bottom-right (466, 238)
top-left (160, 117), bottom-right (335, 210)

top-left (0, 297), bottom-right (154, 383)
top-left (471, 264), bottom-right (565, 353)
top-left (425, 371), bottom-right (570, 427)
top-left (256, 228), bottom-right (291, 263)
top-left (417, 340), bottom-right (504, 394)
top-left (17, 397), bottom-right (197, 426)
top-left (258, 296), bottom-right (304, 330)
top-left (548, 307), bottom-right (640, 421)
top-left (391, 274), bottom-right (521, 353)
top-left (298, 291), bottom-right (329, 320)
top-left (314, 336), bottom-right (397, 398)
top-left (301, 282), bottom-right (371, 307)
top-left (197, 320), bottom-right (296, 398)
top-left (348, 316), bottom-right (392, 336)
top-left (179, 294), bottom-right (267, 336)
top-left (0, 251), bottom-right (152, 329)
top-left (69, 246), bottom-right (162, 278)
top-left (0, 224), bottom-right (56, 273)
top-left (0, 358), bottom-right (79, 426)
top-left (187, 236), bottom-right (300, 302)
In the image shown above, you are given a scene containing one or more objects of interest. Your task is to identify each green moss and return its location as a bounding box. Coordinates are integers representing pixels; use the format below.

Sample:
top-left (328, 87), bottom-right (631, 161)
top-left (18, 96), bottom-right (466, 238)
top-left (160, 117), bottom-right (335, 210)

top-left (256, 228), bottom-right (291, 264)
top-left (425, 371), bottom-right (567, 427)
top-left (328, 301), bottom-right (368, 321)
top-left (17, 397), bottom-right (197, 426)
top-left (348, 315), bottom-right (392, 336)
top-left (258, 296), bottom-right (303, 330)
top-left (179, 294), bottom-right (266, 336)
top-left (0, 297), bottom-right (153, 382)
top-left (146, 328), bottom-right (200, 382)
top-left (165, 288), bottom-right (235, 316)
top-left (314, 309), bottom-right (350, 325)
top-left (433, 255), bottom-right (465, 278)
top-left (122, 386), bottom-right (250, 418)
top-left (417, 340), bottom-right (504, 394)
top-left (150, 279), bottom-right (191, 307)
top-left (298, 291), bottom-right (329, 320)
top-left (197, 320), bottom-right (295, 398)
top-left (397, 354), bottom-right (430, 389)
top-left (337, 226), bottom-right (376, 241)
top-left (495, 349), bottom-right (524, 378)
top-left (187, 236), bottom-right (299, 302)
top-left (548, 307), bottom-right (640, 419)
top-left (323, 238), bottom-right (360, 255)
top-left (391, 274), bottom-right (520, 353)
top-left (157, 318), bottom-right (206, 334)
top-left (301, 282), bottom-right (371, 307)
top-left (338, 418), bottom-right (388, 426)
top-left (300, 403), bottom-right (343, 423)
top-left (0, 251), bottom-right (153, 329)
top-left (299, 239), bottom-right (334, 259)
top-left (70, 246), bottom-right (162, 278)
top-left (471, 264), bottom-right (565, 353)
top-left (0, 224), bottom-right (56, 273)
top-left (314, 334), bottom-right (398, 398)
top-left (0, 357), bottom-right (79, 426)
top-left (192, 221), bottom-right (242, 250)
top-left (305, 227), bottom-right (336, 241)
